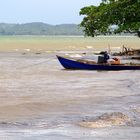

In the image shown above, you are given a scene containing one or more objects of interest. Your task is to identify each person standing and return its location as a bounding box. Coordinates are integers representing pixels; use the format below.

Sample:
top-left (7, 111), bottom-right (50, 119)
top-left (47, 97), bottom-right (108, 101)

top-left (103, 51), bottom-right (110, 63)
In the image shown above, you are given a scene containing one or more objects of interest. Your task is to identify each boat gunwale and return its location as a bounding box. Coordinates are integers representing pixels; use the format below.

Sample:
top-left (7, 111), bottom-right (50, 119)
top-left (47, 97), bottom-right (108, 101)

top-left (56, 55), bottom-right (140, 67)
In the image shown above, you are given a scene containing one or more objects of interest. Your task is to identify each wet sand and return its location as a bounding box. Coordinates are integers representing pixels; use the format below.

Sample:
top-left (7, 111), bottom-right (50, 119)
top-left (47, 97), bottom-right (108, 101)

top-left (0, 51), bottom-right (140, 139)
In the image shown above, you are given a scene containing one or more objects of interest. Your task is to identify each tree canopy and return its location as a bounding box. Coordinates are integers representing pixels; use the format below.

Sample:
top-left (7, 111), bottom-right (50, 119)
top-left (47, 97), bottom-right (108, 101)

top-left (80, 0), bottom-right (140, 37)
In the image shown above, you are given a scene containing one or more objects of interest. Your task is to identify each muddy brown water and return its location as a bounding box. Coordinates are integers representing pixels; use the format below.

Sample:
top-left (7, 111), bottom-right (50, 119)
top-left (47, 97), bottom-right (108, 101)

top-left (0, 52), bottom-right (140, 140)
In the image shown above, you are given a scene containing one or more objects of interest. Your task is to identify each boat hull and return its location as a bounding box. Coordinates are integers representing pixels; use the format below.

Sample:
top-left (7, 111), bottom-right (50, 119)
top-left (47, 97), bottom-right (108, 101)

top-left (57, 55), bottom-right (140, 71)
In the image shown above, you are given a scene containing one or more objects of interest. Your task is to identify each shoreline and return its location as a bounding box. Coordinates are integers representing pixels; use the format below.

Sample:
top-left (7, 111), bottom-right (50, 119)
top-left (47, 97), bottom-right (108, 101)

top-left (0, 36), bottom-right (139, 52)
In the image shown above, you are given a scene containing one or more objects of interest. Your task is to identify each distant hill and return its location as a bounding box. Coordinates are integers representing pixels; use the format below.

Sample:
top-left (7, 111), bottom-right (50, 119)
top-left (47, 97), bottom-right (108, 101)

top-left (0, 22), bottom-right (84, 36)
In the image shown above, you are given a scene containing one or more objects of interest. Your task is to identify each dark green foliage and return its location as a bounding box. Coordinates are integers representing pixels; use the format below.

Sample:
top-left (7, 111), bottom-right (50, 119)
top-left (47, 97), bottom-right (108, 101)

top-left (0, 22), bottom-right (83, 36)
top-left (80, 0), bottom-right (140, 37)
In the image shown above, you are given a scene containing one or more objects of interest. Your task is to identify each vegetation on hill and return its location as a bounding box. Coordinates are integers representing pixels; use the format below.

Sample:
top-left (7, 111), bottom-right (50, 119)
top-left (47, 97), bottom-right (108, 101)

top-left (0, 22), bottom-right (84, 36)
top-left (80, 0), bottom-right (140, 37)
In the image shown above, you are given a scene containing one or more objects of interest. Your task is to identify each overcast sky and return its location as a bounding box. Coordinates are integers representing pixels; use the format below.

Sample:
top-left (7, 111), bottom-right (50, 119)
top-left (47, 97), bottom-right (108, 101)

top-left (0, 0), bottom-right (101, 24)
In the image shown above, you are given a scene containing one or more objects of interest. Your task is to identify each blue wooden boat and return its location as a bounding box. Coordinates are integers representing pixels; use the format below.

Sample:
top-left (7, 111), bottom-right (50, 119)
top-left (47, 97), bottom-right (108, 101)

top-left (56, 55), bottom-right (140, 71)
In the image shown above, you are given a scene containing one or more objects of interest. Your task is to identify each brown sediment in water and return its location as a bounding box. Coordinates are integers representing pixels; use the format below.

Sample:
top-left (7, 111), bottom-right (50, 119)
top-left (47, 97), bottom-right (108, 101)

top-left (132, 107), bottom-right (140, 114)
top-left (135, 109), bottom-right (140, 114)
top-left (0, 102), bottom-right (50, 121)
top-left (79, 112), bottom-right (131, 128)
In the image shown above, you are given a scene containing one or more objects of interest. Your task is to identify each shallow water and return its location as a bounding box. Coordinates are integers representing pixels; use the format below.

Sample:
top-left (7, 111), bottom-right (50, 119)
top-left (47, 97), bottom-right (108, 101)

top-left (0, 52), bottom-right (140, 139)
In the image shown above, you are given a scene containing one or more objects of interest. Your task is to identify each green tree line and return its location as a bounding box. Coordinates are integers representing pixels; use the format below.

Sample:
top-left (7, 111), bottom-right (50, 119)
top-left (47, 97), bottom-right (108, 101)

top-left (0, 22), bottom-right (83, 36)
top-left (80, 0), bottom-right (140, 37)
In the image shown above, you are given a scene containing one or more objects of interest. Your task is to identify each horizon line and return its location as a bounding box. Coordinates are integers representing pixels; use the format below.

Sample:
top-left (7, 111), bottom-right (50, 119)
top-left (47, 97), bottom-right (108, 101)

top-left (0, 22), bottom-right (81, 26)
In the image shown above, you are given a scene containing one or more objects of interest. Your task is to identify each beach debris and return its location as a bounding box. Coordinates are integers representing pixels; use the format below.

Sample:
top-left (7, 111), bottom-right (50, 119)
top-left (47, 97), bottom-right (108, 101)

top-left (112, 47), bottom-right (121, 50)
top-left (24, 49), bottom-right (30, 52)
top-left (86, 46), bottom-right (93, 49)
top-left (35, 52), bottom-right (41, 55)
top-left (14, 49), bottom-right (18, 52)
top-left (70, 54), bottom-right (82, 58)
top-left (131, 56), bottom-right (140, 60)
top-left (131, 107), bottom-right (140, 114)
top-left (122, 46), bottom-right (140, 55)
top-left (135, 109), bottom-right (140, 114)
top-left (113, 46), bottom-right (140, 56)
top-left (45, 51), bottom-right (52, 53)
top-left (65, 53), bottom-right (69, 56)
top-left (79, 112), bottom-right (131, 128)
top-left (22, 52), bottom-right (26, 55)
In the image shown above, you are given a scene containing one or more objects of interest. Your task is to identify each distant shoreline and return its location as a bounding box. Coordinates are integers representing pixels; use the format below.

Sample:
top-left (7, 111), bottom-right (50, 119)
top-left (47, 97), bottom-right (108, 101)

top-left (0, 35), bottom-right (137, 38)
top-left (0, 23), bottom-right (83, 36)
top-left (0, 36), bottom-right (139, 53)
